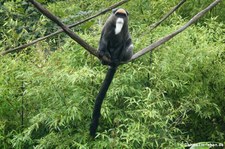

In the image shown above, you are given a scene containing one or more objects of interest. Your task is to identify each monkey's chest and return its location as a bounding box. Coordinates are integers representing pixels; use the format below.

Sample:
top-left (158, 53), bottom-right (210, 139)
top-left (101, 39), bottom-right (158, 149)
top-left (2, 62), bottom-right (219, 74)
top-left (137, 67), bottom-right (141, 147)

top-left (108, 39), bottom-right (124, 54)
top-left (108, 34), bottom-right (125, 48)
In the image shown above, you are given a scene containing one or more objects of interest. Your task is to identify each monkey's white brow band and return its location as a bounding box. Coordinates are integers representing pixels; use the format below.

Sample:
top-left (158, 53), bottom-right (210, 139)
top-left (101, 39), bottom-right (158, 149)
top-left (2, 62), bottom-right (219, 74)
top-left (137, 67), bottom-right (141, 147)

top-left (115, 18), bottom-right (124, 35)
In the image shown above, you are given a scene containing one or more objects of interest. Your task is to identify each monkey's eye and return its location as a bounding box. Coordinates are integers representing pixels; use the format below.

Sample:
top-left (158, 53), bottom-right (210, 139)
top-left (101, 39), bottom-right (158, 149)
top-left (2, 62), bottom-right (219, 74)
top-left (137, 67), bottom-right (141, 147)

top-left (115, 13), bottom-right (127, 17)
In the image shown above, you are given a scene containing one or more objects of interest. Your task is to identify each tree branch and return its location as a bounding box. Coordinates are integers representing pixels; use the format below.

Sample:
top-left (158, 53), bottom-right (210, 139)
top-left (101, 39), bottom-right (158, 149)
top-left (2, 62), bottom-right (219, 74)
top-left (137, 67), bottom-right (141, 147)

top-left (130, 0), bottom-right (221, 61)
top-left (149, 0), bottom-right (186, 31)
top-left (1, 0), bottom-right (129, 56)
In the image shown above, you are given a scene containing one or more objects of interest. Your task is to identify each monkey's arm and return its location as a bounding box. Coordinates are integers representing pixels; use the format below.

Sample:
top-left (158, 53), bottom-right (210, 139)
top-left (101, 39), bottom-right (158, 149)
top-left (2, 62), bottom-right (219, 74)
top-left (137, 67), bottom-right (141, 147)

top-left (120, 37), bottom-right (133, 62)
top-left (98, 27), bottom-right (111, 57)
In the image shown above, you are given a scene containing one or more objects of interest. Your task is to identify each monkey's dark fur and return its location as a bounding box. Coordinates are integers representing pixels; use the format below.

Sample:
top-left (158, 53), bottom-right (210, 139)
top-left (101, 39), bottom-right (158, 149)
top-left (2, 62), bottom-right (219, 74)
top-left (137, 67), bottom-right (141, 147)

top-left (90, 8), bottom-right (133, 137)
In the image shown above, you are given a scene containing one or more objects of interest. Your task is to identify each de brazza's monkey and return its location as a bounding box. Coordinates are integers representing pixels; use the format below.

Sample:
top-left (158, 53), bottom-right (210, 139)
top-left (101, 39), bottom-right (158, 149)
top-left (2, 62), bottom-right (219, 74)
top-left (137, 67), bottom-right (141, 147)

top-left (98, 8), bottom-right (133, 65)
top-left (90, 8), bottom-right (133, 137)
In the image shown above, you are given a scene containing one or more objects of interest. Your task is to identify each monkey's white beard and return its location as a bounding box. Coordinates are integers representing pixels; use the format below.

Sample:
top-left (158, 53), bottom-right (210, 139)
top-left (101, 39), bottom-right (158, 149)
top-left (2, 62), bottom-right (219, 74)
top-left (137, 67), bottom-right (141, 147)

top-left (115, 18), bottom-right (124, 35)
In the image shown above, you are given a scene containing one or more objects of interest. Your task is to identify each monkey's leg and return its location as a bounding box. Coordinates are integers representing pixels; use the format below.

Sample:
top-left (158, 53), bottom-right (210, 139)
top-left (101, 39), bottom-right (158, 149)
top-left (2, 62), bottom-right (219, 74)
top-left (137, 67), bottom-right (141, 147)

top-left (90, 66), bottom-right (117, 137)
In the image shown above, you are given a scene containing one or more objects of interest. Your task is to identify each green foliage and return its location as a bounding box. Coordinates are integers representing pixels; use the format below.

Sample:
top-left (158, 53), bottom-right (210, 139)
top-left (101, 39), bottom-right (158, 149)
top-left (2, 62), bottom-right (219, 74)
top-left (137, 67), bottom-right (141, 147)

top-left (1, 0), bottom-right (225, 148)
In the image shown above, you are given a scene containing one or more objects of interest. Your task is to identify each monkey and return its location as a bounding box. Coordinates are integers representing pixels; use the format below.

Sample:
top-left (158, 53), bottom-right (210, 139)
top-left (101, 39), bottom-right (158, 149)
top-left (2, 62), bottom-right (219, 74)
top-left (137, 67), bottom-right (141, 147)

top-left (90, 8), bottom-right (133, 137)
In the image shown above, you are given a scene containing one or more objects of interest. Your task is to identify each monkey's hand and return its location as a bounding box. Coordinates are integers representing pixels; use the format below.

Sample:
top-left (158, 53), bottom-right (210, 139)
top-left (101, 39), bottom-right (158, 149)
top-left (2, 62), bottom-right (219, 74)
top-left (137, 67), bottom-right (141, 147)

top-left (98, 50), bottom-right (107, 58)
top-left (98, 50), bottom-right (112, 65)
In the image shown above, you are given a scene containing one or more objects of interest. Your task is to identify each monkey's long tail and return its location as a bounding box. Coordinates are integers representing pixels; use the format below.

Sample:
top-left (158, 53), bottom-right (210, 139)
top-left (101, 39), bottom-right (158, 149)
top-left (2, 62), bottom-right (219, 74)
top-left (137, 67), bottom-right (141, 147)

top-left (90, 66), bottom-right (117, 137)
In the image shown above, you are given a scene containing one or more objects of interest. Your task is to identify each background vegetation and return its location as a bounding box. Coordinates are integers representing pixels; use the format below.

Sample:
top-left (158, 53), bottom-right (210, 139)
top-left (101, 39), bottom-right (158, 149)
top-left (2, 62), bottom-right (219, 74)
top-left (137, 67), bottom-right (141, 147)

top-left (0, 0), bottom-right (225, 148)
